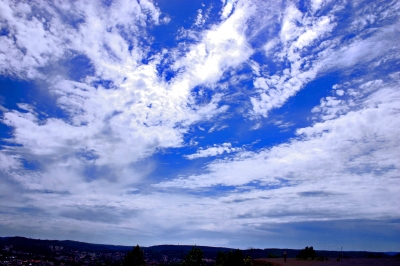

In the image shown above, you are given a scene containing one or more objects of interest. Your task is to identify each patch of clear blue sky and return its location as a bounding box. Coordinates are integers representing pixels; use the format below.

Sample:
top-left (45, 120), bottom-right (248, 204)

top-left (0, 78), bottom-right (65, 134)
top-left (150, 0), bottom-right (223, 79)
top-left (151, 0), bottom-right (223, 45)
top-left (0, 80), bottom-right (59, 171)
top-left (0, 55), bottom-right (96, 175)
top-left (65, 54), bottom-right (95, 81)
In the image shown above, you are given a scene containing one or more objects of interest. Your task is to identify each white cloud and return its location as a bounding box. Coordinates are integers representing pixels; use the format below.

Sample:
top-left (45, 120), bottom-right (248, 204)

top-left (251, 3), bottom-right (336, 117)
top-left (195, 9), bottom-right (205, 27)
top-left (250, 122), bottom-right (261, 130)
top-left (157, 76), bottom-right (400, 223)
top-left (0, 151), bottom-right (20, 171)
top-left (321, 23), bottom-right (400, 70)
top-left (186, 143), bottom-right (242, 159)
top-left (280, 4), bottom-right (303, 43)
top-left (250, 0), bottom-right (400, 119)
top-left (172, 1), bottom-right (255, 88)
top-left (1, 0), bottom-right (250, 174)
top-left (221, 0), bottom-right (237, 20)
top-left (208, 125), bottom-right (217, 132)
top-left (208, 124), bottom-right (228, 133)
top-left (0, 0), bottom-right (259, 203)
top-left (263, 38), bottom-right (279, 55)
top-left (336, 89), bottom-right (344, 96)
top-left (0, 0), bottom-right (66, 78)
top-left (310, 0), bottom-right (328, 13)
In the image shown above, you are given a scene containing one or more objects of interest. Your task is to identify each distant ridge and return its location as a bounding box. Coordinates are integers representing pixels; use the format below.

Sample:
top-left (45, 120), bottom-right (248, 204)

top-left (0, 236), bottom-right (132, 252)
top-left (385, 252), bottom-right (400, 256)
top-left (0, 236), bottom-right (396, 259)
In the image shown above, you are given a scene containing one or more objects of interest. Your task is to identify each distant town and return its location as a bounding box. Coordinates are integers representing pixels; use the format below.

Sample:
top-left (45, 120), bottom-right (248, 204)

top-left (1, 237), bottom-right (399, 266)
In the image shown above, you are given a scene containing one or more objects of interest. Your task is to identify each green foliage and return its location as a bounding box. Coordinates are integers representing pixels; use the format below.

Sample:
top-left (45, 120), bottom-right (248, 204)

top-left (296, 246), bottom-right (316, 260)
top-left (123, 245), bottom-right (147, 266)
top-left (243, 255), bottom-right (252, 266)
top-left (215, 251), bottom-right (227, 266)
top-left (215, 249), bottom-right (249, 266)
top-left (267, 253), bottom-right (279, 258)
top-left (182, 247), bottom-right (204, 266)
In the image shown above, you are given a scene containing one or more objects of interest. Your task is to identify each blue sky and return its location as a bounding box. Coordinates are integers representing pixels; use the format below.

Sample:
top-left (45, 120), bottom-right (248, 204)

top-left (0, 0), bottom-right (399, 252)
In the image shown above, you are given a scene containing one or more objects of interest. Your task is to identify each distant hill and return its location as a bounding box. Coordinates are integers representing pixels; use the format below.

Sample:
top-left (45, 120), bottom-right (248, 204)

top-left (0, 236), bottom-right (396, 259)
top-left (385, 252), bottom-right (400, 256)
top-left (0, 236), bottom-right (132, 253)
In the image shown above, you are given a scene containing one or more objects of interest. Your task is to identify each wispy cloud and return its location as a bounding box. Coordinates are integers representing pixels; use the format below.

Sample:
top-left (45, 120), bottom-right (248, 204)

top-left (157, 76), bottom-right (400, 225)
top-left (186, 143), bottom-right (242, 160)
top-left (0, 0), bottom-right (399, 250)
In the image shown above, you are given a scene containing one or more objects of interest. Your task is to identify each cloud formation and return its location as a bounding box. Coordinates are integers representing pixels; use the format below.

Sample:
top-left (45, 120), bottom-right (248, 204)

top-left (186, 143), bottom-right (242, 159)
top-left (0, 0), bottom-right (399, 250)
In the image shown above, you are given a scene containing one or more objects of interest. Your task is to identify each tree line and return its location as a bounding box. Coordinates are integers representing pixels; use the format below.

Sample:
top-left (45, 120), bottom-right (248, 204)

top-left (122, 245), bottom-right (252, 266)
top-left (122, 244), bottom-right (323, 265)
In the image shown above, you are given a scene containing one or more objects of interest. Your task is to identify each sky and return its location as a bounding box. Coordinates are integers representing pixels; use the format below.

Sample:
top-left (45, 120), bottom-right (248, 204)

top-left (0, 0), bottom-right (399, 252)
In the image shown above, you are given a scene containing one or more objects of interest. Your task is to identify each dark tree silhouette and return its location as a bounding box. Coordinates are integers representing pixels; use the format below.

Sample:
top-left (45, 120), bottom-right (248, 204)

top-left (215, 251), bottom-right (227, 266)
top-left (215, 249), bottom-right (249, 266)
top-left (182, 247), bottom-right (204, 266)
top-left (243, 255), bottom-right (253, 266)
top-left (227, 250), bottom-right (244, 266)
top-left (297, 246), bottom-right (317, 260)
top-left (123, 245), bottom-right (146, 266)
